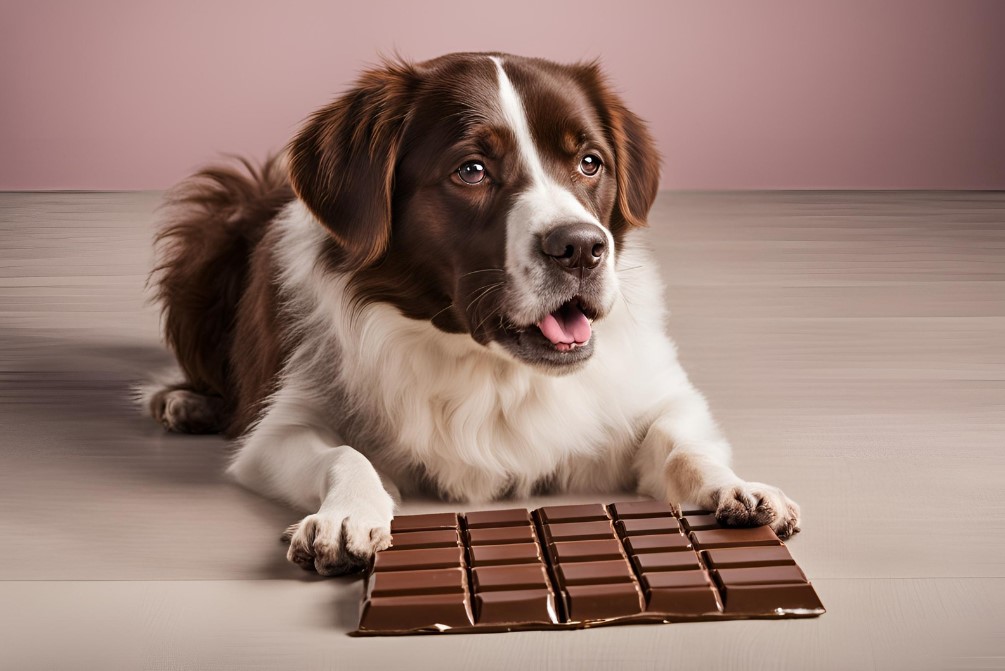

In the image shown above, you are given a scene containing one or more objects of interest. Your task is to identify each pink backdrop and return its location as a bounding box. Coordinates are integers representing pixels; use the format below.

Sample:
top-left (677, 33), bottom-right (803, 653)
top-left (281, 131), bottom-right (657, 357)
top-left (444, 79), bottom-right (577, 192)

top-left (2, 0), bottom-right (1003, 190)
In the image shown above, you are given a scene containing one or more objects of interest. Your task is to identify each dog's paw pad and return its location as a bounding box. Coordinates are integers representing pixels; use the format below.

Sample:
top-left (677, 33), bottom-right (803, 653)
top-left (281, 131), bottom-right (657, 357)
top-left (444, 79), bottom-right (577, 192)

top-left (714, 482), bottom-right (801, 538)
top-left (283, 512), bottom-right (391, 576)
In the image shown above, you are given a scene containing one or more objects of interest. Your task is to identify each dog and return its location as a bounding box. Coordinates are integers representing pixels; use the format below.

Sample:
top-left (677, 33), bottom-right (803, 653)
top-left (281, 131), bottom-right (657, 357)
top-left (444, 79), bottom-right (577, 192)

top-left (143, 52), bottom-right (800, 576)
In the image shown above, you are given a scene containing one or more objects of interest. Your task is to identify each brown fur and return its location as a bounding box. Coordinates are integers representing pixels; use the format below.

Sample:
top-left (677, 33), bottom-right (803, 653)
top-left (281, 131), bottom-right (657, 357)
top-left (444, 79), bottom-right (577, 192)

top-left (227, 225), bottom-right (287, 436)
top-left (149, 386), bottom-right (227, 434)
top-left (571, 61), bottom-right (661, 245)
top-left (152, 155), bottom-right (292, 434)
top-left (287, 61), bottom-right (419, 268)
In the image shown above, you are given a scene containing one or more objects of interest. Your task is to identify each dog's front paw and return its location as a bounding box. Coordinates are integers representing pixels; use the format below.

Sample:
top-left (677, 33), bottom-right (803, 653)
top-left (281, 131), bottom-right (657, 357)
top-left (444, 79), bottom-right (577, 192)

top-left (713, 481), bottom-right (801, 539)
top-left (282, 510), bottom-right (392, 576)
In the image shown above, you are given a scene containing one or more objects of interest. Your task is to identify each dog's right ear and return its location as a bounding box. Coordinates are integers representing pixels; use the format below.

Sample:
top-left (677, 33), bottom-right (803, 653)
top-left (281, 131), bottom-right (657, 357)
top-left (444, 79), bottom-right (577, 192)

top-left (287, 62), bottom-right (417, 267)
top-left (572, 61), bottom-right (662, 235)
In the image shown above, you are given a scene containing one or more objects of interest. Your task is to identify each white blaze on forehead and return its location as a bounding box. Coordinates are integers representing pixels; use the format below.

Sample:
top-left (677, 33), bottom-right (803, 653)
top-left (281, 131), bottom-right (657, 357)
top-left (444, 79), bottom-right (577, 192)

top-left (490, 56), bottom-right (549, 189)
top-left (489, 56), bottom-right (601, 228)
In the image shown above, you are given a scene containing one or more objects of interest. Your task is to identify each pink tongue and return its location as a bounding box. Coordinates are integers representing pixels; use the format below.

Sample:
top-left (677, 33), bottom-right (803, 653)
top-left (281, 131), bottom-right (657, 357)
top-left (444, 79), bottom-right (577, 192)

top-left (536, 303), bottom-right (592, 346)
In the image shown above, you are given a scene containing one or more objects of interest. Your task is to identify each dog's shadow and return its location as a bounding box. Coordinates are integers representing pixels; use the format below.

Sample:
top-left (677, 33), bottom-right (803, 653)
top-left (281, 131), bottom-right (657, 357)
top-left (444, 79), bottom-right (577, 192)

top-left (3, 334), bottom-right (230, 484)
top-left (5, 336), bottom-right (320, 563)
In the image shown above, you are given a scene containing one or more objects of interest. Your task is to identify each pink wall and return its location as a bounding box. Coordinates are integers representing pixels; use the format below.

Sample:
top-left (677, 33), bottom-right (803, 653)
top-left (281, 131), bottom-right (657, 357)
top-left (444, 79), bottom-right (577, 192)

top-left (2, 0), bottom-right (1003, 190)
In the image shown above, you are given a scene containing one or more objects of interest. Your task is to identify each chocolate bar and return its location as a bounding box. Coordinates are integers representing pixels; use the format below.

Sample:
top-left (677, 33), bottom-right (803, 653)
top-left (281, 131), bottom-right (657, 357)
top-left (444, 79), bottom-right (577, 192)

top-left (355, 500), bottom-right (824, 634)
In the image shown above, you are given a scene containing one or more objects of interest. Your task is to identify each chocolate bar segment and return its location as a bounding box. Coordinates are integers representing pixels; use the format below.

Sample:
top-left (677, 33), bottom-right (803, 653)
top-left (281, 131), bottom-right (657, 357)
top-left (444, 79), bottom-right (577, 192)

top-left (717, 583), bottom-right (824, 614)
top-left (543, 520), bottom-right (616, 541)
top-left (712, 564), bottom-right (821, 614)
top-left (360, 593), bottom-right (473, 631)
top-left (624, 533), bottom-right (692, 554)
top-left (637, 569), bottom-right (720, 615)
top-left (472, 564), bottom-right (550, 592)
top-left (641, 569), bottom-right (713, 591)
top-left (563, 583), bottom-right (644, 620)
top-left (679, 513), bottom-right (721, 532)
top-left (390, 512), bottom-right (459, 533)
top-left (630, 551), bottom-right (702, 573)
top-left (368, 567), bottom-right (467, 597)
top-left (715, 564), bottom-right (807, 586)
top-left (539, 504), bottom-right (647, 622)
top-left (640, 568), bottom-right (720, 614)
top-left (469, 542), bottom-right (541, 567)
top-left (475, 589), bottom-right (557, 625)
top-left (690, 526), bottom-right (782, 549)
top-left (557, 559), bottom-right (636, 586)
top-left (467, 514), bottom-right (561, 627)
top-left (359, 517), bottom-right (473, 632)
top-left (549, 539), bottom-right (624, 563)
top-left (538, 503), bottom-right (609, 524)
top-left (372, 546), bottom-right (466, 572)
top-left (467, 525), bottom-right (537, 546)
top-left (609, 500), bottom-right (675, 519)
top-left (702, 545), bottom-right (796, 570)
top-left (465, 508), bottom-right (533, 528)
top-left (615, 516), bottom-right (681, 536)
top-left (386, 529), bottom-right (460, 550)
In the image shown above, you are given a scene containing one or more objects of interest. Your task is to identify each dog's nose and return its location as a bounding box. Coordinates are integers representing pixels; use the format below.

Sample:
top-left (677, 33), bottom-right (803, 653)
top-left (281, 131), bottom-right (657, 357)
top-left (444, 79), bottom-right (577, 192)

top-left (541, 223), bottom-right (608, 273)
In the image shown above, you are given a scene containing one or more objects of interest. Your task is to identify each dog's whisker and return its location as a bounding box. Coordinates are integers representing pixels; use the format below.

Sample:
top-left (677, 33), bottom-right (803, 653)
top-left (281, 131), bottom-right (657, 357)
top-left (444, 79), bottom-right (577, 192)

top-left (429, 301), bottom-right (456, 323)
top-left (457, 268), bottom-right (506, 280)
top-left (468, 284), bottom-right (506, 332)
top-left (617, 287), bottom-right (640, 327)
top-left (465, 283), bottom-right (502, 313)
top-left (474, 300), bottom-right (506, 334)
top-left (468, 291), bottom-right (502, 325)
top-left (464, 282), bottom-right (504, 317)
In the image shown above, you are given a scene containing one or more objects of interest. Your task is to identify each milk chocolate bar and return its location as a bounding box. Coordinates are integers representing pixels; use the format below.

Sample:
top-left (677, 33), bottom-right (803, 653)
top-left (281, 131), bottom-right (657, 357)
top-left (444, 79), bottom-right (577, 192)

top-left (355, 500), bottom-right (824, 634)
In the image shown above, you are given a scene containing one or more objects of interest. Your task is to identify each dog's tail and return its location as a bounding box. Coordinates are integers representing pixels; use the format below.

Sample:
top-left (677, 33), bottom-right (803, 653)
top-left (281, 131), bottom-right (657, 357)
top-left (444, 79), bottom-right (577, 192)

top-left (145, 154), bottom-right (293, 432)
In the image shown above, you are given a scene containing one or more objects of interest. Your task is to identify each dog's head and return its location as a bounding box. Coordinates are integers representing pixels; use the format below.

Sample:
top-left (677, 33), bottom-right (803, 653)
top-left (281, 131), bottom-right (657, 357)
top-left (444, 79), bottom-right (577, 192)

top-left (288, 53), bottom-right (660, 373)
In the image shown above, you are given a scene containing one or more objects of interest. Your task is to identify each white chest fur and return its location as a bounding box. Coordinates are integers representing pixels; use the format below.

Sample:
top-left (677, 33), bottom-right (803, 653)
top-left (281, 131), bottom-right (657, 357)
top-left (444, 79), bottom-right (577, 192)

top-left (273, 202), bottom-right (680, 502)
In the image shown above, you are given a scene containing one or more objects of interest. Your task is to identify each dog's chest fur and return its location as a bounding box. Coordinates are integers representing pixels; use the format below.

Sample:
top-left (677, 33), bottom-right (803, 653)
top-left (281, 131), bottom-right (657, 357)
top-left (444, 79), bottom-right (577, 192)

top-left (271, 201), bottom-right (679, 502)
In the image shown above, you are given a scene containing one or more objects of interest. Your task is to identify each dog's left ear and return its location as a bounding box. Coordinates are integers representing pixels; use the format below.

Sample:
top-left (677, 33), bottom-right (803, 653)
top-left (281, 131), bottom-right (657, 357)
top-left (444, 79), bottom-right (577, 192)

top-left (287, 61), bottom-right (418, 267)
top-left (575, 63), bottom-right (662, 231)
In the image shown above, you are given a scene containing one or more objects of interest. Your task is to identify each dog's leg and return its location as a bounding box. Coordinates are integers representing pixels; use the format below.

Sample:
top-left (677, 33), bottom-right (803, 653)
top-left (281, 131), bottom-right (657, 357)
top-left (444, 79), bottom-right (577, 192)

top-left (634, 369), bottom-right (801, 538)
top-left (226, 388), bottom-right (397, 575)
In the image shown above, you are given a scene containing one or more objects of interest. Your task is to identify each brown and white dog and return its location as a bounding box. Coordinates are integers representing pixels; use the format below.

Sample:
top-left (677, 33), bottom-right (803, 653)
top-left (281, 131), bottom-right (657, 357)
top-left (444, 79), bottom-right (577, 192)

top-left (143, 52), bottom-right (800, 575)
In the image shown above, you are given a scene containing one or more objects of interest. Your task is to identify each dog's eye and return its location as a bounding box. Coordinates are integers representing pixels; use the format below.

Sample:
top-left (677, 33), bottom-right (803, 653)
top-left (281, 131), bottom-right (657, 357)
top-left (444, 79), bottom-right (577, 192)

top-left (457, 161), bottom-right (487, 185)
top-left (580, 154), bottom-right (602, 176)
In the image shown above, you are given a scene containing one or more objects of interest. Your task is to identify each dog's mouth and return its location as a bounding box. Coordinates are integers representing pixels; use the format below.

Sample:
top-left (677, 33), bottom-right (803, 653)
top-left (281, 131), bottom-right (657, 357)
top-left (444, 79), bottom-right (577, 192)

top-left (534, 299), bottom-right (596, 351)
top-left (493, 297), bottom-right (601, 371)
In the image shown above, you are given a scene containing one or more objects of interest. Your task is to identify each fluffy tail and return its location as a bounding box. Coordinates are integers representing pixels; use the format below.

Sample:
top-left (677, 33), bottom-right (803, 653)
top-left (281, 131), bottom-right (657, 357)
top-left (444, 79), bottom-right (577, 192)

top-left (146, 154), bottom-right (292, 432)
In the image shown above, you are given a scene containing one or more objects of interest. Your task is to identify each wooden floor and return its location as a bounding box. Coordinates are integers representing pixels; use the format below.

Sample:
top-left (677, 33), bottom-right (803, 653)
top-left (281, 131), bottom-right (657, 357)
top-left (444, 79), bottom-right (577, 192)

top-left (1, 191), bottom-right (1002, 670)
